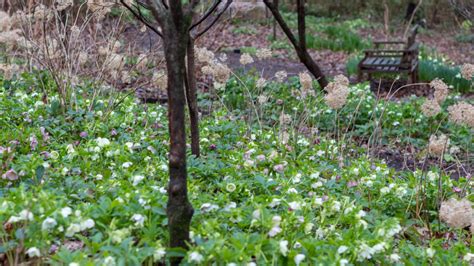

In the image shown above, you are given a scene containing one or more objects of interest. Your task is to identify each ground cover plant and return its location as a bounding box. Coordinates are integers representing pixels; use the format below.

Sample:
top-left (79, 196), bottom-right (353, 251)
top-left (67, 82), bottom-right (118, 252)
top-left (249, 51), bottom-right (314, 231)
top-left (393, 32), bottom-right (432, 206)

top-left (0, 0), bottom-right (474, 265)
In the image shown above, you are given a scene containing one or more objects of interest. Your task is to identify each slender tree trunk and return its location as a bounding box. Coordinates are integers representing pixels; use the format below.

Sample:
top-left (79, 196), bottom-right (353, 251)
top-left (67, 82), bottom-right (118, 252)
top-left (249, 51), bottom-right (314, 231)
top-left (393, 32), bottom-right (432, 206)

top-left (264, 0), bottom-right (328, 88)
top-left (185, 37), bottom-right (200, 157)
top-left (161, 13), bottom-right (194, 258)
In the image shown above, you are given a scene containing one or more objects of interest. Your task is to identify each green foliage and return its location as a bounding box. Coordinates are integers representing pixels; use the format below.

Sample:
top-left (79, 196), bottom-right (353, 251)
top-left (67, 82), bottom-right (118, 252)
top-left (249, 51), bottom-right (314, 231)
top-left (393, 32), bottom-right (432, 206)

top-left (0, 71), bottom-right (472, 265)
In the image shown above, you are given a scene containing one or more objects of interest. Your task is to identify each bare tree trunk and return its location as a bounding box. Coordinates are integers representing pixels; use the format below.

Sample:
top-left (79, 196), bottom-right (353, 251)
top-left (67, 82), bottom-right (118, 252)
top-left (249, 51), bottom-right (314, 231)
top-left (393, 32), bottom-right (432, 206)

top-left (264, 0), bottom-right (328, 88)
top-left (185, 37), bottom-right (200, 157)
top-left (160, 7), bottom-right (194, 258)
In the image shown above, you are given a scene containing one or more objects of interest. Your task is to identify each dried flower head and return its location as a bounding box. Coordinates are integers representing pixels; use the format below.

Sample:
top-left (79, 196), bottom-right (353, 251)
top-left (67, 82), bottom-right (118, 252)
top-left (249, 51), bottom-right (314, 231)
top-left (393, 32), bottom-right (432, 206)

top-left (421, 99), bottom-right (441, 117)
top-left (460, 63), bottom-right (474, 80)
top-left (334, 74), bottom-right (349, 87)
top-left (55, 0), bottom-right (73, 11)
top-left (211, 63), bottom-right (231, 83)
top-left (257, 94), bottom-right (268, 104)
top-left (196, 47), bottom-right (215, 64)
top-left (447, 101), bottom-right (474, 127)
top-left (153, 71), bottom-right (168, 90)
top-left (299, 72), bottom-right (312, 90)
top-left (136, 54), bottom-right (148, 70)
top-left (0, 63), bottom-right (21, 79)
top-left (256, 48), bottom-right (272, 60)
top-left (275, 71), bottom-right (287, 83)
top-left (428, 134), bottom-right (449, 156)
top-left (239, 53), bottom-right (254, 65)
top-left (439, 198), bottom-right (473, 229)
top-left (256, 78), bottom-right (266, 89)
top-left (430, 78), bottom-right (449, 103)
top-left (279, 112), bottom-right (292, 125)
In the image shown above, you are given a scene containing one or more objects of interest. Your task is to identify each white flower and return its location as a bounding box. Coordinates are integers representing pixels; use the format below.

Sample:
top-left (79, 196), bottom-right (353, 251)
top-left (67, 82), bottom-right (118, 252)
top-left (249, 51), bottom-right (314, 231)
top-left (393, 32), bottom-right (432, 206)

top-left (426, 248), bottom-right (435, 258)
top-left (61, 207), bottom-right (72, 218)
top-left (268, 226), bottom-right (282, 237)
top-left (153, 248), bottom-right (166, 261)
top-left (104, 256), bottom-right (116, 266)
top-left (294, 254), bottom-right (305, 265)
top-left (339, 259), bottom-right (349, 266)
top-left (390, 253), bottom-right (401, 262)
top-left (26, 247), bottom-right (40, 257)
top-left (96, 137), bottom-right (110, 147)
top-left (372, 242), bottom-right (385, 253)
top-left (122, 162), bottom-right (133, 168)
top-left (463, 253), bottom-right (474, 262)
top-left (288, 188), bottom-right (298, 194)
top-left (304, 223), bottom-right (314, 234)
top-left (42, 217), bottom-right (57, 231)
top-left (357, 243), bottom-right (374, 261)
top-left (189, 251), bottom-right (204, 263)
top-left (279, 240), bottom-right (289, 256)
top-left (8, 209), bottom-right (34, 223)
top-left (80, 218), bottom-right (95, 230)
top-left (338, 245), bottom-right (348, 254)
top-left (132, 175), bottom-right (145, 186)
top-left (288, 201), bottom-right (301, 210)
top-left (269, 198), bottom-right (282, 208)
top-left (226, 183), bottom-right (236, 192)
top-left (131, 214), bottom-right (146, 227)
top-left (293, 242), bottom-right (302, 248)
top-left (69, 263), bottom-right (79, 266)
top-left (200, 203), bottom-right (219, 213)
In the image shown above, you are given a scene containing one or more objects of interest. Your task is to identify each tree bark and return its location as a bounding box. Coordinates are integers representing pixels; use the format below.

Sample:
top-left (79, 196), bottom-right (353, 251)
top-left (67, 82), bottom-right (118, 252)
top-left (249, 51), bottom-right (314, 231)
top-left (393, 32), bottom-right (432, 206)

top-left (264, 0), bottom-right (328, 88)
top-left (185, 37), bottom-right (200, 157)
top-left (159, 4), bottom-right (194, 259)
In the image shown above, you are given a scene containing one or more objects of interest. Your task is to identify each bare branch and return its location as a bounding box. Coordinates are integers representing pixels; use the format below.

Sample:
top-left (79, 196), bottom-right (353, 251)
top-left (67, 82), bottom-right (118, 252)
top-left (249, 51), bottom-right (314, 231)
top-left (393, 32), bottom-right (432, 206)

top-left (120, 0), bottom-right (163, 37)
top-left (192, 0), bottom-right (233, 39)
top-left (189, 0), bottom-right (221, 31)
top-left (263, 0), bottom-right (299, 49)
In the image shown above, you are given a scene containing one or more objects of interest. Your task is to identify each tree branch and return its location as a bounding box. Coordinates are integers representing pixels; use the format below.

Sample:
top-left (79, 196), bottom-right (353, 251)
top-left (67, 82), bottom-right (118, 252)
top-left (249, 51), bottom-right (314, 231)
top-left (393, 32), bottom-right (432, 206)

top-left (120, 0), bottom-right (163, 37)
top-left (192, 0), bottom-right (233, 39)
top-left (189, 0), bottom-right (221, 31)
top-left (263, 0), bottom-right (300, 50)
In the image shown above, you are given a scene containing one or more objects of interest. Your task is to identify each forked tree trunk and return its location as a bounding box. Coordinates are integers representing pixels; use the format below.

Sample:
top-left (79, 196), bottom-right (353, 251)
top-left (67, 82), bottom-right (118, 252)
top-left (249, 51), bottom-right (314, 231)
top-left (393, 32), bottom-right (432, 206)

top-left (185, 37), bottom-right (200, 157)
top-left (160, 10), bottom-right (194, 257)
top-left (264, 0), bottom-right (328, 88)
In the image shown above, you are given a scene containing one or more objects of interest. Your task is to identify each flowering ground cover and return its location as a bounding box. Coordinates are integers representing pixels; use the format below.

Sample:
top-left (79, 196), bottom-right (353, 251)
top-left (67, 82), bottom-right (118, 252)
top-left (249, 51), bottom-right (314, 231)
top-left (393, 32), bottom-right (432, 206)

top-left (1, 71), bottom-right (473, 265)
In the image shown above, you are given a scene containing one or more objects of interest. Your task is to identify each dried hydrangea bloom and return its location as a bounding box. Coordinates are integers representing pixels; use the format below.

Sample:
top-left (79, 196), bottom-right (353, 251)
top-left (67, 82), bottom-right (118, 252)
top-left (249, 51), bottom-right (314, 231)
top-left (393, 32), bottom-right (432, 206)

top-left (0, 11), bottom-right (13, 31)
top-left (152, 71), bottom-right (168, 90)
top-left (32, 4), bottom-right (53, 21)
top-left (460, 63), bottom-right (474, 80)
top-left (196, 47), bottom-right (215, 64)
top-left (87, 0), bottom-right (113, 20)
top-left (334, 74), bottom-right (349, 87)
top-left (55, 0), bottom-right (73, 11)
top-left (211, 63), bottom-right (231, 83)
top-left (0, 63), bottom-right (21, 79)
top-left (0, 29), bottom-right (21, 46)
top-left (447, 101), bottom-right (474, 127)
top-left (279, 112), bottom-right (292, 125)
top-left (324, 87), bottom-right (349, 110)
top-left (421, 99), bottom-right (441, 117)
top-left (239, 53), bottom-right (254, 65)
top-left (430, 78), bottom-right (449, 103)
top-left (136, 54), bottom-right (148, 70)
top-left (105, 53), bottom-right (125, 71)
top-left (275, 71), bottom-right (287, 83)
top-left (299, 72), bottom-right (312, 90)
top-left (256, 48), bottom-right (272, 60)
top-left (439, 198), bottom-right (473, 229)
top-left (428, 134), bottom-right (449, 156)
top-left (257, 94), bottom-right (268, 104)
top-left (256, 78), bottom-right (266, 89)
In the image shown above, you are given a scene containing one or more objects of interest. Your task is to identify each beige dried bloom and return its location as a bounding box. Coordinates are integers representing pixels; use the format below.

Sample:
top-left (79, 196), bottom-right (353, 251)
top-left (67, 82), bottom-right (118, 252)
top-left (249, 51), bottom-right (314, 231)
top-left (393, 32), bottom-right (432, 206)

top-left (55, 0), bottom-right (73, 11)
top-left (460, 63), bottom-right (474, 80)
top-left (256, 78), bottom-right (266, 89)
top-left (201, 65), bottom-right (213, 75)
top-left (0, 29), bottom-right (21, 46)
top-left (136, 54), bottom-right (148, 70)
top-left (257, 94), bottom-right (268, 104)
top-left (121, 71), bottom-right (131, 84)
top-left (334, 74), bottom-right (349, 87)
top-left (239, 53), bottom-right (254, 65)
top-left (428, 134), bottom-right (449, 156)
top-left (0, 11), bottom-right (14, 31)
top-left (421, 99), bottom-right (441, 117)
top-left (430, 78), bottom-right (449, 103)
top-left (324, 80), bottom-right (349, 109)
top-left (196, 47), bottom-right (215, 64)
top-left (87, 0), bottom-right (113, 20)
top-left (78, 52), bottom-right (88, 66)
top-left (447, 101), bottom-right (474, 127)
top-left (439, 198), bottom-right (473, 229)
top-left (299, 72), bottom-right (312, 90)
top-left (153, 71), bottom-right (168, 90)
top-left (279, 112), bottom-right (292, 125)
top-left (0, 63), bottom-right (20, 79)
top-left (256, 48), bottom-right (272, 60)
top-left (33, 4), bottom-right (53, 20)
top-left (105, 53), bottom-right (125, 71)
top-left (275, 71), bottom-right (287, 83)
top-left (211, 63), bottom-right (231, 83)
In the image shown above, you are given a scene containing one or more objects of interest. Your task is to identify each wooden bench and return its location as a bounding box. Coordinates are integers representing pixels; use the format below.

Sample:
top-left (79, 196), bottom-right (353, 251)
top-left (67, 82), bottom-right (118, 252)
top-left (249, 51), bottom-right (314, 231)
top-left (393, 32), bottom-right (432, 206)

top-left (358, 26), bottom-right (420, 84)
